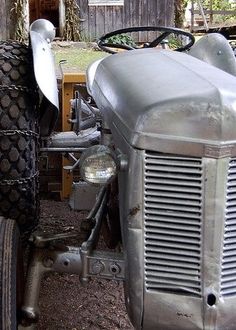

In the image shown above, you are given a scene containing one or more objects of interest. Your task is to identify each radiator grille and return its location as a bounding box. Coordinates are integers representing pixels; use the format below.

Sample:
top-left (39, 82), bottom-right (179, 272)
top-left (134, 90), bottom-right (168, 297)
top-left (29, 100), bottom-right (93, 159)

top-left (221, 158), bottom-right (236, 297)
top-left (144, 151), bottom-right (203, 296)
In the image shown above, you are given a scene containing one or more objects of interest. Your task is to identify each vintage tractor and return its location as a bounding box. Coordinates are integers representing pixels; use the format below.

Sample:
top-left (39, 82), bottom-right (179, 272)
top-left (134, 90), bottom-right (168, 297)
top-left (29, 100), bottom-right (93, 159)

top-left (1, 18), bottom-right (236, 330)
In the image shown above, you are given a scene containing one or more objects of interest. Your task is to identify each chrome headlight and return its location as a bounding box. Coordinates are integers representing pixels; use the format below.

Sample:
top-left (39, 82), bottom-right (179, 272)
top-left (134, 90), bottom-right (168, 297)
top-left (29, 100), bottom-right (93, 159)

top-left (80, 145), bottom-right (118, 185)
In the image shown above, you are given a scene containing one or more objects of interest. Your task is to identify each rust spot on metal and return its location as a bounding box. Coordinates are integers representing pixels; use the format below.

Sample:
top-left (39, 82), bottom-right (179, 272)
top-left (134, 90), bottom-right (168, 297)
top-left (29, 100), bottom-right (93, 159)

top-left (128, 205), bottom-right (141, 217)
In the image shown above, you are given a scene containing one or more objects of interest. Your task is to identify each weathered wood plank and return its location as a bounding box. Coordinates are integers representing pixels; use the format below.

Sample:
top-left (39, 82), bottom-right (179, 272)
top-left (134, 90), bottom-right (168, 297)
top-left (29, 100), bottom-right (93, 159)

top-left (167, 0), bottom-right (175, 26)
top-left (79, 0), bottom-right (174, 42)
top-left (105, 6), bottom-right (114, 33)
top-left (139, 0), bottom-right (148, 43)
top-left (6, 0), bottom-right (13, 39)
top-left (123, 0), bottom-right (130, 28)
top-left (112, 6), bottom-right (123, 30)
top-left (78, 0), bottom-right (89, 40)
top-left (193, 9), bottom-right (236, 15)
top-left (147, 0), bottom-right (158, 41)
top-left (0, 0), bottom-right (7, 40)
top-left (129, 0), bottom-right (138, 41)
top-left (95, 5), bottom-right (105, 38)
top-left (88, 6), bottom-right (97, 40)
top-left (159, 0), bottom-right (167, 26)
top-left (133, 0), bottom-right (139, 27)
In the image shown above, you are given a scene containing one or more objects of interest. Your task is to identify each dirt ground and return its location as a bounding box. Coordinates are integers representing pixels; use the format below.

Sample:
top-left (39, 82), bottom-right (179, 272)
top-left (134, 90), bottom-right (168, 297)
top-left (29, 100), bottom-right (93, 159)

top-left (35, 198), bottom-right (133, 330)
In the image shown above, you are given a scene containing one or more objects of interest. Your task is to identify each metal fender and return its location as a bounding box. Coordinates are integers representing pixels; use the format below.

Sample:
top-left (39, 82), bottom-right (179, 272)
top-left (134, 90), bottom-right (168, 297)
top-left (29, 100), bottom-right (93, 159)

top-left (29, 20), bottom-right (59, 136)
top-left (189, 33), bottom-right (236, 76)
top-left (30, 19), bottom-right (58, 108)
top-left (30, 19), bottom-right (59, 109)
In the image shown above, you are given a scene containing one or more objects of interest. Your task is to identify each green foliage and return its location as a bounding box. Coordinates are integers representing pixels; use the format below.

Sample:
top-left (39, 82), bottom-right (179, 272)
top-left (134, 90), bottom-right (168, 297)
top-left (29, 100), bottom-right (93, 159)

top-left (105, 34), bottom-right (136, 47)
top-left (199, 0), bottom-right (236, 23)
top-left (168, 35), bottom-right (183, 49)
top-left (201, 0), bottom-right (235, 10)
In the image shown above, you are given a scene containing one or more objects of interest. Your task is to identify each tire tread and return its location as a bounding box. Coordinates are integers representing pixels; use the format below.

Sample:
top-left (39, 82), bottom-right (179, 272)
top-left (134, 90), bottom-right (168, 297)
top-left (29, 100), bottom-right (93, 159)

top-left (0, 41), bottom-right (39, 234)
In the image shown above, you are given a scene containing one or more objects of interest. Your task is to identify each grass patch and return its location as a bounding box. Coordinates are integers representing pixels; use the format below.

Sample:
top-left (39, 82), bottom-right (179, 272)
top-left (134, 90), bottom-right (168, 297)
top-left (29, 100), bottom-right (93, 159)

top-left (52, 47), bottom-right (109, 72)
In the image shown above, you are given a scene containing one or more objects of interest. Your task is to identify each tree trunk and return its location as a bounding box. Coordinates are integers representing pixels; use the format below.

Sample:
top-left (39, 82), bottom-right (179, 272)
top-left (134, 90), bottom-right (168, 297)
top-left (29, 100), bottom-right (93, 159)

top-left (175, 0), bottom-right (186, 28)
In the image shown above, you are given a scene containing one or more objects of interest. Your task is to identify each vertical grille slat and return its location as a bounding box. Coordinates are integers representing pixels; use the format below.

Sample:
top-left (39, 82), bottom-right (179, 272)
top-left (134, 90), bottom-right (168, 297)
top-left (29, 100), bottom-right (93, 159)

top-left (221, 158), bottom-right (236, 297)
top-left (144, 151), bottom-right (203, 296)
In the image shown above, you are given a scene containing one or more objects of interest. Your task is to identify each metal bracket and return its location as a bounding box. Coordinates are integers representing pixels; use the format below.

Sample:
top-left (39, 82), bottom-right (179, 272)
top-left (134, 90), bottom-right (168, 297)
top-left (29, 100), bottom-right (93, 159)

top-left (20, 187), bottom-right (124, 327)
top-left (88, 251), bottom-right (125, 280)
top-left (21, 240), bottom-right (124, 326)
top-left (63, 153), bottom-right (80, 172)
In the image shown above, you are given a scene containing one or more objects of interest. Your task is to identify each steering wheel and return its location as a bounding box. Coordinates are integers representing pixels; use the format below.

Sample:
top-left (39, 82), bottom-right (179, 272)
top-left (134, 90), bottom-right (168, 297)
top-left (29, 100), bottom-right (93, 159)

top-left (98, 26), bottom-right (195, 54)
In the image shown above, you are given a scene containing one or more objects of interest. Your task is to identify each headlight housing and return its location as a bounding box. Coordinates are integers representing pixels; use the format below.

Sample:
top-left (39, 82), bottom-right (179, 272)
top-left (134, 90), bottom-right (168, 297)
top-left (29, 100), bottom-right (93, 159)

top-left (80, 145), bottom-right (118, 185)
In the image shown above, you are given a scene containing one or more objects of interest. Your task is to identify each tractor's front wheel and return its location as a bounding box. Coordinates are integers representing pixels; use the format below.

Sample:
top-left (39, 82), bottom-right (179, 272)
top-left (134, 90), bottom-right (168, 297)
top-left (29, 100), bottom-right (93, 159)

top-left (0, 216), bottom-right (23, 330)
top-left (0, 41), bottom-right (39, 238)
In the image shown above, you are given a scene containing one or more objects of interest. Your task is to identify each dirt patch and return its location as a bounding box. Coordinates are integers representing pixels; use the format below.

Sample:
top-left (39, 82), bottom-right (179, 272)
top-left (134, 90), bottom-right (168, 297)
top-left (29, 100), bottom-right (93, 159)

top-left (36, 199), bottom-right (133, 330)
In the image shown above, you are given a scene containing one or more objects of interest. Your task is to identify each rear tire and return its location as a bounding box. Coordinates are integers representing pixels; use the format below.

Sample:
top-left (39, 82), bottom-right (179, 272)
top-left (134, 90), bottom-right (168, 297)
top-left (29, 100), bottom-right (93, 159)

top-left (0, 216), bottom-right (23, 330)
top-left (0, 41), bottom-right (39, 236)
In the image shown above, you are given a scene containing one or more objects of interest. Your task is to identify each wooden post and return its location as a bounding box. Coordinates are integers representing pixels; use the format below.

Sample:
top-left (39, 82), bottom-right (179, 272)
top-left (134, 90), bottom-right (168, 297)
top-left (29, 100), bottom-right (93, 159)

top-left (196, 0), bottom-right (209, 31)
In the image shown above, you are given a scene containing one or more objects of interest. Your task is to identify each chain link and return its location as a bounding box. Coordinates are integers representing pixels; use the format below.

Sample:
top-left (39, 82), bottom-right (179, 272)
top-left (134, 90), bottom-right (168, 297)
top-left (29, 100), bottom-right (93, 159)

top-left (0, 129), bottom-right (39, 138)
top-left (0, 54), bottom-right (29, 62)
top-left (0, 171), bottom-right (39, 186)
top-left (0, 84), bottom-right (33, 93)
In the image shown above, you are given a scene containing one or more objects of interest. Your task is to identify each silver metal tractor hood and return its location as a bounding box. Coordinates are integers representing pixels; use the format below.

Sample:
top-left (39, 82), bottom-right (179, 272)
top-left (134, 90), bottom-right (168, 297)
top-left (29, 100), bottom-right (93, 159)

top-left (87, 47), bottom-right (236, 329)
top-left (87, 48), bottom-right (236, 157)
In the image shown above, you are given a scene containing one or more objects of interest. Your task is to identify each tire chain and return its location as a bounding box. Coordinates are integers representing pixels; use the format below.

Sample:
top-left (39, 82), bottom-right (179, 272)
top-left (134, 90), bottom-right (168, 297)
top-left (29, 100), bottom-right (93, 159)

top-left (0, 84), bottom-right (35, 93)
top-left (0, 53), bottom-right (30, 62)
top-left (0, 41), bottom-right (39, 237)
top-left (0, 129), bottom-right (39, 138)
top-left (0, 81), bottom-right (39, 186)
top-left (0, 171), bottom-right (39, 186)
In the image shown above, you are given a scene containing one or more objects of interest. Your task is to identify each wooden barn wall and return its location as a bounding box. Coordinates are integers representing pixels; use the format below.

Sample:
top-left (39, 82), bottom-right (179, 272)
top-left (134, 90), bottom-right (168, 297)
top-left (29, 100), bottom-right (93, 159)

top-left (0, 0), bottom-right (16, 40)
top-left (78, 0), bottom-right (175, 41)
top-left (0, 0), bottom-right (12, 40)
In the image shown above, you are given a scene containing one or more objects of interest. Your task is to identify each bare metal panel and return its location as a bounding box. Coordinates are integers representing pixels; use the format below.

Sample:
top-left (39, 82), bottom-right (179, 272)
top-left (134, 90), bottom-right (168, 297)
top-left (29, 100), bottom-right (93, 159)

top-left (88, 48), bottom-right (236, 157)
top-left (87, 39), bottom-right (236, 329)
